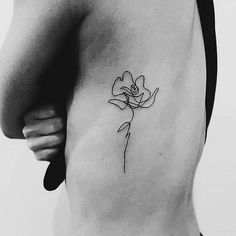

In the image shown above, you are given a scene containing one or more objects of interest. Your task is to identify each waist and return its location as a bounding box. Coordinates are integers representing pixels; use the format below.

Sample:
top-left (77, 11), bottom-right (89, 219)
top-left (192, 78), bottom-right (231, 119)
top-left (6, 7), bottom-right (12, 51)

top-left (64, 7), bottom-right (205, 232)
top-left (64, 85), bottom-right (205, 233)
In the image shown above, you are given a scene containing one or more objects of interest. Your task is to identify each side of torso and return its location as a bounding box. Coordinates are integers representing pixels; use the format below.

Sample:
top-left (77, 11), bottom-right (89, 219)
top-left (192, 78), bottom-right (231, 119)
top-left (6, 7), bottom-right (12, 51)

top-left (64, 0), bottom-right (206, 235)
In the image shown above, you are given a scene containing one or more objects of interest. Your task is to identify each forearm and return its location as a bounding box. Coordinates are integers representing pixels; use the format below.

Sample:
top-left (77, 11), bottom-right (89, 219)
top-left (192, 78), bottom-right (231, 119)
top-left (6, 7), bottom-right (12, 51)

top-left (0, 33), bottom-right (50, 138)
top-left (0, 0), bottom-right (79, 138)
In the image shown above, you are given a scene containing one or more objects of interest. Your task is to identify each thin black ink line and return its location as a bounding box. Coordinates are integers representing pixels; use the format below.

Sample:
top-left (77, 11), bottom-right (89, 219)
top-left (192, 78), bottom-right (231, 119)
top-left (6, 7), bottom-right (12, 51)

top-left (112, 71), bottom-right (135, 97)
top-left (121, 108), bottom-right (134, 173)
top-left (123, 132), bottom-right (130, 173)
top-left (108, 99), bottom-right (127, 110)
top-left (108, 71), bottom-right (159, 173)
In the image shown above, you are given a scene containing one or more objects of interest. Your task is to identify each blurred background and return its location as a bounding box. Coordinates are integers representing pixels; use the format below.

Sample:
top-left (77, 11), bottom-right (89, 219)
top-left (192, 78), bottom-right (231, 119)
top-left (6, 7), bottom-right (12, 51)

top-left (0, 1), bottom-right (235, 235)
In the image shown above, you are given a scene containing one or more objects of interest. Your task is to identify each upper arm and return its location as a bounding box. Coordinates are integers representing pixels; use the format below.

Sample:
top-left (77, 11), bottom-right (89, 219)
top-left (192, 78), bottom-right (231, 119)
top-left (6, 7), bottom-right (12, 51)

top-left (0, 0), bottom-right (82, 138)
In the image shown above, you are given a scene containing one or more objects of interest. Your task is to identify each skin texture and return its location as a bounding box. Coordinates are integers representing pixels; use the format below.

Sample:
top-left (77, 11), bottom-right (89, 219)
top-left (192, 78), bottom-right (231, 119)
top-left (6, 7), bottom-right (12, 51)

top-left (0, 0), bottom-right (206, 235)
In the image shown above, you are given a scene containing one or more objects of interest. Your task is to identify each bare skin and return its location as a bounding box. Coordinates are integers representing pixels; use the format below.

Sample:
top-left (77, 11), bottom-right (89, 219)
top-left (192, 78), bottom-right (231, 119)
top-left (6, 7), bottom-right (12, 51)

top-left (0, 0), bottom-right (206, 235)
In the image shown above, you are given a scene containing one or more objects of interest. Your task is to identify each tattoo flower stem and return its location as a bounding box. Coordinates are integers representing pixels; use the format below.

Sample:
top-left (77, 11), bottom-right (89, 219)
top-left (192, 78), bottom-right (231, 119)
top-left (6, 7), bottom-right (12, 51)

top-left (108, 71), bottom-right (159, 173)
top-left (118, 107), bottom-right (134, 173)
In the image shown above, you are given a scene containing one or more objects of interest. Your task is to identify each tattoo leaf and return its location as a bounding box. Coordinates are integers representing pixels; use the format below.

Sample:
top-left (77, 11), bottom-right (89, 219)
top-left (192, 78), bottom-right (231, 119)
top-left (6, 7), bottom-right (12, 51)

top-left (108, 99), bottom-right (127, 110)
top-left (117, 122), bottom-right (130, 132)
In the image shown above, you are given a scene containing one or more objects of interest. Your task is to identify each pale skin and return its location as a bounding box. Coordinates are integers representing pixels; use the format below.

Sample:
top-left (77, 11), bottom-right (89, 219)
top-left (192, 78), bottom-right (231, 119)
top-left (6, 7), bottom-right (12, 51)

top-left (0, 0), bottom-right (207, 235)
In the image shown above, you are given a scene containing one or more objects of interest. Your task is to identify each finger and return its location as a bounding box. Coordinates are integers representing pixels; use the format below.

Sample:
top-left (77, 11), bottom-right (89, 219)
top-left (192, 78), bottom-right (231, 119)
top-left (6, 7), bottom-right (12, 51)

top-left (27, 133), bottom-right (65, 152)
top-left (34, 148), bottom-right (60, 162)
top-left (23, 117), bottom-right (64, 138)
top-left (23, 105), bottom-right (57, 122)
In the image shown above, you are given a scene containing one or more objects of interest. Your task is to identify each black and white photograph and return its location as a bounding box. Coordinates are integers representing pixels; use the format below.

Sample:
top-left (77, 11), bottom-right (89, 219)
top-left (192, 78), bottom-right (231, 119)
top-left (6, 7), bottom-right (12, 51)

top-left (0, 0), bottom-right (235, 235)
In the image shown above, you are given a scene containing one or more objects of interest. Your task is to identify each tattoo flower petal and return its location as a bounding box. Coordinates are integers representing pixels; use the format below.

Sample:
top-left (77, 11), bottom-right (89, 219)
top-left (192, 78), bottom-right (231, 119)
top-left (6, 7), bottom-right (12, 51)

top-left (112, 71), bottom-right (135, 96)
top-left (134, 75), bottom-right (151, 101)
top-left (140, 88), bottom-right (159, 108)
top-left (108, 99), bottom-right (127, 110)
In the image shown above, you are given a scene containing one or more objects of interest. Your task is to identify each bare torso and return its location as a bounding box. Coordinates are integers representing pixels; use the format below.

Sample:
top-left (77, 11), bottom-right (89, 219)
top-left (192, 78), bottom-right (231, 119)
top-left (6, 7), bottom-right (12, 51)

top-left (64, 0), bottom-right (206, 235)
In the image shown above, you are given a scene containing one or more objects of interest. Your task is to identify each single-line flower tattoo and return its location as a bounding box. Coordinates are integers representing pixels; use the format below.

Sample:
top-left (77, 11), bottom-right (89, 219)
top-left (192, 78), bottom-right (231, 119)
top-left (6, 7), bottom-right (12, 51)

top-left (108, 71), bottom-right (159, 173)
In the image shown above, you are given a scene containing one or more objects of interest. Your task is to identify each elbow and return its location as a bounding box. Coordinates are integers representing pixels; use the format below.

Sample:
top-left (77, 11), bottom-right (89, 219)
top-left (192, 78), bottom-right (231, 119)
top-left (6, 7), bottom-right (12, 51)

top-left (1, 127), bottom-right (17, 139)
top-left (0, 89), bottom-right (25, 139)
top-left (0, 112), bottom-right (25, 139)
top-left (1, 124), bottom-right (25, 139)
top-left (0, 118), bottom-right (15, 138)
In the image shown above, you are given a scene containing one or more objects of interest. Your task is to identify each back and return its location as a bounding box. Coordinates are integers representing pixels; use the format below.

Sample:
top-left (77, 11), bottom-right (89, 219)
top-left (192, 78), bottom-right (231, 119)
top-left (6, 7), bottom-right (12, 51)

top-left (65, 0), bottom-right (206, 235)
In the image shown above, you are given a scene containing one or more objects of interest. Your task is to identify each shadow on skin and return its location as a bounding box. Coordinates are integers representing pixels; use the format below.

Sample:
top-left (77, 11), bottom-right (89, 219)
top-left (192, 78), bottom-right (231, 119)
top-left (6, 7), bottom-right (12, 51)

top-left (40, 27), bottom-right (81, 191)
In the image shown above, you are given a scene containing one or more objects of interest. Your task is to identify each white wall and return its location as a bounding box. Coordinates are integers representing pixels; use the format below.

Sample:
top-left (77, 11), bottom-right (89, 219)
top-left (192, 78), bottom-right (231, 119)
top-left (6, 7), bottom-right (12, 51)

top-left (0, 1), bottom-right (235, 235)
top-left (194, 1), bottom-right (236, 235)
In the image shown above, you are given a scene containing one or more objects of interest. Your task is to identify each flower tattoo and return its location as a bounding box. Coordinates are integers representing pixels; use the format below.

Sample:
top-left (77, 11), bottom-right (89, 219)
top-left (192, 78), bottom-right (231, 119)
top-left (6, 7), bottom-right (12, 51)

top-left (108, 71), bottom-right (159, 173)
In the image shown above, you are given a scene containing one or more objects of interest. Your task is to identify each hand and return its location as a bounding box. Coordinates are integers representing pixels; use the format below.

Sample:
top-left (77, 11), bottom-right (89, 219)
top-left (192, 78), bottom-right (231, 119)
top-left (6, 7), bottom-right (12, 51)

top-left (22, 105), bottom-right (65, 162)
